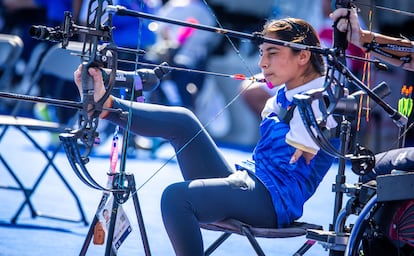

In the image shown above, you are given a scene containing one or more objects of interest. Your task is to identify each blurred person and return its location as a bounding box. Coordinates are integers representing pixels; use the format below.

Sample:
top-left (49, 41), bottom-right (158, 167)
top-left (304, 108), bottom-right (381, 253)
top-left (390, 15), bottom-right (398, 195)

top-left (112, 0), bottom-right (161, 56)
top-left (35, 0), bottom-right (75, 26)
top-left (270, 0), bottom-right (323, 31)
top-left (145, 0), bottom-right (217, 110)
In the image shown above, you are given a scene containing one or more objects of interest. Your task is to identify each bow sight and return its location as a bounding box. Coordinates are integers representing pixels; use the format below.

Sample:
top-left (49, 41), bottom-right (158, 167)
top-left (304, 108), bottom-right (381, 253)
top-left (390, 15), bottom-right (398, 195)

top-left (29, 9), bottom-right (113, 49)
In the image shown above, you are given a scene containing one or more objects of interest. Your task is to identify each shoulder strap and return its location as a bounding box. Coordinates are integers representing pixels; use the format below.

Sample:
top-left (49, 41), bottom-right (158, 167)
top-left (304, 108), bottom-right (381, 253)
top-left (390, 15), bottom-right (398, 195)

top-left (275, 105), bottom-right (296, 124)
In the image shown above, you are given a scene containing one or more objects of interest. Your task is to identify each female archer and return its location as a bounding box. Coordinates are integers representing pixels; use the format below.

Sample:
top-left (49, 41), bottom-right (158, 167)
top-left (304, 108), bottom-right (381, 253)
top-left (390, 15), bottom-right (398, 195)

top-left (74, 18), bottom-right (337, 255)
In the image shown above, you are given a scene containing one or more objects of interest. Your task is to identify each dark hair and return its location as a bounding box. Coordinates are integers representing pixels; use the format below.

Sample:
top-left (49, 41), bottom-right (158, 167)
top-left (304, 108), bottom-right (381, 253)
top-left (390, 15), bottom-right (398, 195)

top-left (261, 18), bottom-right (325, 75)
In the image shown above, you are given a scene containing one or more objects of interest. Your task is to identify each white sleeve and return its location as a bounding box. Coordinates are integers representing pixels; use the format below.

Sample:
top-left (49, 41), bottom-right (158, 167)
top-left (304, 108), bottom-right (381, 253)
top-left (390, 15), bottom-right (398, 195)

top-left (285, 100), bottom-right (337, 154)
top-left (261, 95), bottom-right (279, 119)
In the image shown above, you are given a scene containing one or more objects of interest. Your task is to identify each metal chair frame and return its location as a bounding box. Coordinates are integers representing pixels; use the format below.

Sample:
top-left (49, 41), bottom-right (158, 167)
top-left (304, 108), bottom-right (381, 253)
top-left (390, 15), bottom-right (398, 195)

top-left (0, 40), bottom-right (87, 225)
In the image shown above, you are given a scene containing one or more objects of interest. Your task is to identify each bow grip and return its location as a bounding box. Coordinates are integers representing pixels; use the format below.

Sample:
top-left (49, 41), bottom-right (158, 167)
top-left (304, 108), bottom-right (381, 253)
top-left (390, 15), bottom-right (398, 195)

top-left (80, 62), bottom-right (104, 119)
top-left (332, 0), bottom-right (353, 52)
top-left (81, 63), bottom-right (95, 101)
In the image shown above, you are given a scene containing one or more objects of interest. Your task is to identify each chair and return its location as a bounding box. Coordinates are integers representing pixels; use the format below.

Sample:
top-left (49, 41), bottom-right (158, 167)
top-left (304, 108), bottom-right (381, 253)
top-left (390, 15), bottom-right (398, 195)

top-left (18, 40), bottom-right (83, 98)
top-left (0, 34), bottom-right (23, 91)
top-left (0, 40), bottom-right (88, 225)
top-left (200, 219), bottom-right (323, 255)
top-left (198, 161), bottom-right (324, 255)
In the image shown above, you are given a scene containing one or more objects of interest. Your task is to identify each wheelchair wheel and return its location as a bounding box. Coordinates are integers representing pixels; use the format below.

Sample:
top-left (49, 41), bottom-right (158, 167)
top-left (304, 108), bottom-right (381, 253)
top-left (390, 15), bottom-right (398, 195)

top-left (347, 198), bottom-right (414, 256)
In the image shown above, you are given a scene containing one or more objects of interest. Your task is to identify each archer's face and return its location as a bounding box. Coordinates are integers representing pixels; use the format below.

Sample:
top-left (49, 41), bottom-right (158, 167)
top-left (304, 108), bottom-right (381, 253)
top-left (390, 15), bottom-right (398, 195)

top-left (258, 41), bottom-right (302, 89)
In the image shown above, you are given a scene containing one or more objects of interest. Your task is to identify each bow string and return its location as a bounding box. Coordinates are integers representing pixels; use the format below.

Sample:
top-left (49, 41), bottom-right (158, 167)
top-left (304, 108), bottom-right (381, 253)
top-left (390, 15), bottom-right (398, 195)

top-left (117, 0), bottom-right (263, 192)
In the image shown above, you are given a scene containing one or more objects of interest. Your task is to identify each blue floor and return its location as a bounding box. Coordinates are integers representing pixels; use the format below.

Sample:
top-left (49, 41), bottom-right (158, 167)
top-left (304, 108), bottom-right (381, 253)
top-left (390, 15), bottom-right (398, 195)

top-left (0, 127), bottom-right (354, 255)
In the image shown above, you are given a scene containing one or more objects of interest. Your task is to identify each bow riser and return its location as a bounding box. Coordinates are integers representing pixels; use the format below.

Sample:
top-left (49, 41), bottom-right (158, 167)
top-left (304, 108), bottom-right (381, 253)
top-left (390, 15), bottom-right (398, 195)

top-left (29, 0), bottom-right (118, 190)
top-left (332, 0), bottom-right (354, 52)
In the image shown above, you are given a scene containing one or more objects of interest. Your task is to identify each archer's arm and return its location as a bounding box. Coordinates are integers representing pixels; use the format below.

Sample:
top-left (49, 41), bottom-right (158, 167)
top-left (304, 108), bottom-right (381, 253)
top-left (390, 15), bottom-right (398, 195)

top-left (331, 8), bottom-right (414, 71)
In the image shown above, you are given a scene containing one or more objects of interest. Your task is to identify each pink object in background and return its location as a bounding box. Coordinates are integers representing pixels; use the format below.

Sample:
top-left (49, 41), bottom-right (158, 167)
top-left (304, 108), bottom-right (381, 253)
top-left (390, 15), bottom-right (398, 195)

top-left (177, 17), bottom-right (198, 45)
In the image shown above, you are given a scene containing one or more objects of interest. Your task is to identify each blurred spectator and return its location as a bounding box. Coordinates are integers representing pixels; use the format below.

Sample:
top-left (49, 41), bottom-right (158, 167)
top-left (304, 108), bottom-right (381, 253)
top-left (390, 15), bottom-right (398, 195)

top-left (35, 0), bottom-right (75, 26)
top-left (269, 0), bottom-right (323, 31)
top-left (145, 0), bottom-right (217, 110)
top-left (112, 0), bottom-right (161, 54)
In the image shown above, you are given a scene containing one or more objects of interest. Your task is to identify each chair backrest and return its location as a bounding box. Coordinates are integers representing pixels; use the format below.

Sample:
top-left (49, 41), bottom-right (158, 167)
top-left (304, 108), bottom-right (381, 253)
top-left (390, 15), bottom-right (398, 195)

top-left (16, 40), bottom-right (83, 97)
top-left (0, 34), bottom-right (24, 90)
top-left (31, 41), bottom-right (83, 85)
top-left (9, 41), bottom-right (83, 117)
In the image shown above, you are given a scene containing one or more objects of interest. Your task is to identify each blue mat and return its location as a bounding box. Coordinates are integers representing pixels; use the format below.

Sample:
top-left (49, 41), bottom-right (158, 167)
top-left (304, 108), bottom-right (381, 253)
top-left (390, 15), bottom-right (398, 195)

top-left (0, 127), bottom-right (348, 256)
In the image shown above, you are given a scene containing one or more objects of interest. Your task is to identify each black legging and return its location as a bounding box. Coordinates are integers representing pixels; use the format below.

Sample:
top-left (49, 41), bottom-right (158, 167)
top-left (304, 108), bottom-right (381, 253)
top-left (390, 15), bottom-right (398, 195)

top-left (107, 98), bottom-right (277, 256)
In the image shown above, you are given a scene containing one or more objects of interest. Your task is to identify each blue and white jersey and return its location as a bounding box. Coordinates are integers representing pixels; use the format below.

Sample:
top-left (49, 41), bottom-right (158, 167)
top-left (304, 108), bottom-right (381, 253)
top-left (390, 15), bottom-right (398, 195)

top-left (254, 76), bottom-right (338, 227)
